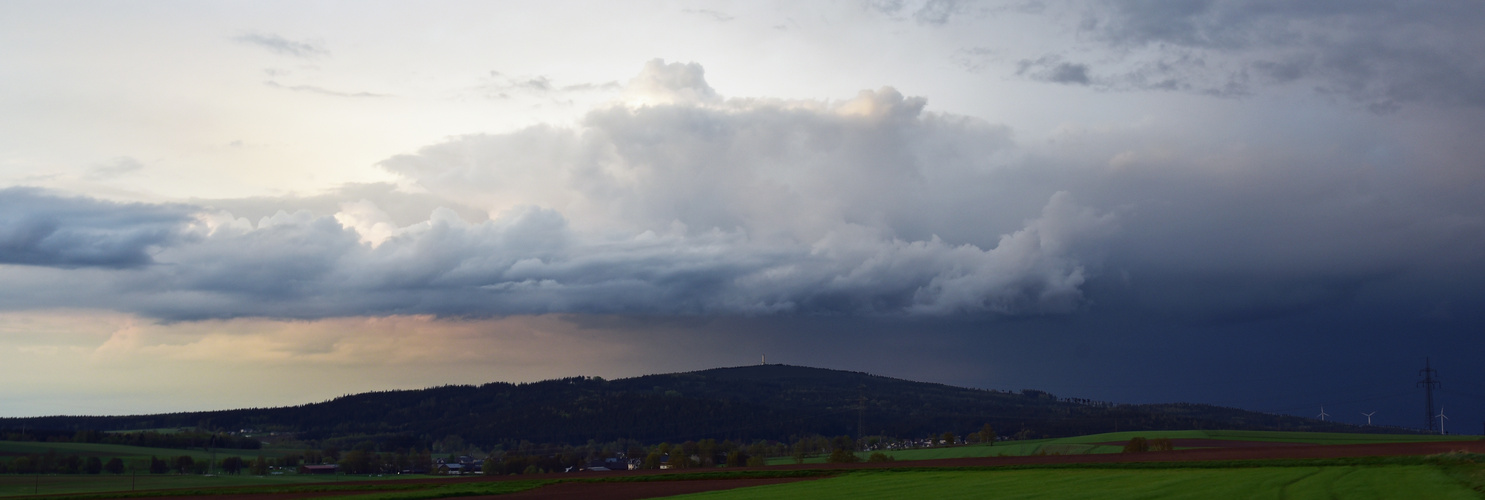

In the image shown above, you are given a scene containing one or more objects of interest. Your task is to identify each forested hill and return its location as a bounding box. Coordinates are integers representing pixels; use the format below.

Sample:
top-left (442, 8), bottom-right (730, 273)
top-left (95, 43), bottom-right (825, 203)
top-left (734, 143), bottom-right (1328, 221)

top-left (3, 364), bottom-right (1389, 448)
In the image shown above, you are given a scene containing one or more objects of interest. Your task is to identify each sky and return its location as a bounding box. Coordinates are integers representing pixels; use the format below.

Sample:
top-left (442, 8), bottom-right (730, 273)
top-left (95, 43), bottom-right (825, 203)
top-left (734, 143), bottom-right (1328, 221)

top-left (2, 1), bottom-right (1484, 432)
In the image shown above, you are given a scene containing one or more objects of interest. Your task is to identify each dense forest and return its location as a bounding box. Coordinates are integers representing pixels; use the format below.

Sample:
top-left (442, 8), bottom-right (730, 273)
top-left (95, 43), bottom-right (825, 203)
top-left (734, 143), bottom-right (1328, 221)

top-left (1, 365), bottom-right (1399, 451)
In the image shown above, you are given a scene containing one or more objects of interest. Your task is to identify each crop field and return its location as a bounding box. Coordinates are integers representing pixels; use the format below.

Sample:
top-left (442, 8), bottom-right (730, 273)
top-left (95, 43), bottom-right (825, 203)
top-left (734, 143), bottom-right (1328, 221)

top-left (668, 465), bottom-right (1482, 500)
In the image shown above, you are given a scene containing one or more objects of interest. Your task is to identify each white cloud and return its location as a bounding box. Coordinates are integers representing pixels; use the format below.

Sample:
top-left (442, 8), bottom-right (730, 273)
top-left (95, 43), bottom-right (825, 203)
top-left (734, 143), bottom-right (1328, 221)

top-left (618, 59), bottom-right (722, 107)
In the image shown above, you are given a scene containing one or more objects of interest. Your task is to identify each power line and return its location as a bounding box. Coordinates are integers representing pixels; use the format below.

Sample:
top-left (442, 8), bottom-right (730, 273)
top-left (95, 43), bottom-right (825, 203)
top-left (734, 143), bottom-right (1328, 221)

top-left (856, 384), bottom-right (865, 449)
top-left (1417, 357), bottom-right (1441, 431)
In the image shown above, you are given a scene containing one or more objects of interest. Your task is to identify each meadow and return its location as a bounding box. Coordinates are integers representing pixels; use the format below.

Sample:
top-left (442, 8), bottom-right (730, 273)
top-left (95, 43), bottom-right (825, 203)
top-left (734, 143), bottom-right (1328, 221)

top-left (666, 465), bottom-right (1483, 500)
top-left (769, 430), bottom-right (1471, 465)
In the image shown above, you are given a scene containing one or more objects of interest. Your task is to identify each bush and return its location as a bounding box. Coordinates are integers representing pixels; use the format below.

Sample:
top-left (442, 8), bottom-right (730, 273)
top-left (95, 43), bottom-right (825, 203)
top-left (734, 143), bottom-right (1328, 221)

top-left (1122, 437), bottom-right (1149, 453)
top-left (1150, 438), bottom-right (1174, 452)
top-left (867, 452), bottom-right (894, 463)
top-left (827, 449), bottom-right (860, 463)
top-left (746, 455), bottom-right (767, 467)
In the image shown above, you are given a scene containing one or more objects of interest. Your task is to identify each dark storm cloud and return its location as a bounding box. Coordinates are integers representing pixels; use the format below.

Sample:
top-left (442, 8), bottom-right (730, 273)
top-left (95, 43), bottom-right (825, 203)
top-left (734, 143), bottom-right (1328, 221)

top-left (233, 33), bottom-right (328, 58)
top-left (0, 187), bottom-right (193, 269)
top-left (0, 193), bottom-right (1106, 320)
top-left (1068, 1), bottom-right (1485, 109)
top-left (1016, 55), bottom-right (1091, 85)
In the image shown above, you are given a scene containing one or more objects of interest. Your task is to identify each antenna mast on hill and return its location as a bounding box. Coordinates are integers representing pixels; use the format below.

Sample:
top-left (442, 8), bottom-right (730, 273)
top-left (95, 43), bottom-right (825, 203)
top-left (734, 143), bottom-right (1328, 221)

top-left (1317, 407), bottom-right (1329, 422)
top-left (1361, 411), bottom-right (1376, 426)
top-left (1418, 358), bottom-right (1441, 431)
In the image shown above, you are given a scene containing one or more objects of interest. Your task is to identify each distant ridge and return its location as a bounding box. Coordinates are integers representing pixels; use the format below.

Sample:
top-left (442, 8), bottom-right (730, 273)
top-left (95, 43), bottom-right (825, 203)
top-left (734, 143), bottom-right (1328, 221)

top-left (0, 364), bottom-right (1408, 448)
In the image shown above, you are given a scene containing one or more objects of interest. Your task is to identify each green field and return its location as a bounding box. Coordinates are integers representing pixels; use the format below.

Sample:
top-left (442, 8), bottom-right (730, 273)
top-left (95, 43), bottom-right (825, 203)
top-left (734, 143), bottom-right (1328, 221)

top-left (770, 430), bottom-right (1476, 465)
top-left (1052, 430), bottom-right (1472, 446)
top-left (668, 466), bottom-right (1481, 499)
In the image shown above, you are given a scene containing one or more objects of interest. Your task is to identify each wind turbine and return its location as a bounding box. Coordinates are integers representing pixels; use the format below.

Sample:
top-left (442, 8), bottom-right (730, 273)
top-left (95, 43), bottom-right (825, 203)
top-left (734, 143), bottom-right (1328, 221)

top-left (1361, 411), bottom-right (1376, 426)
top-left (1317, 407), bottom-right (1330, 422)
top-left (1436, 407), bottom-right (1448, 435)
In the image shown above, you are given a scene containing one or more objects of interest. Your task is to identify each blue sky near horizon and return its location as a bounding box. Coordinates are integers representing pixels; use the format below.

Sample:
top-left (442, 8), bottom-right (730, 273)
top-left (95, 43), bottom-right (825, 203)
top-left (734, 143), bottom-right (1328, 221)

top-left (1, 1), bottom-right (1484, 432)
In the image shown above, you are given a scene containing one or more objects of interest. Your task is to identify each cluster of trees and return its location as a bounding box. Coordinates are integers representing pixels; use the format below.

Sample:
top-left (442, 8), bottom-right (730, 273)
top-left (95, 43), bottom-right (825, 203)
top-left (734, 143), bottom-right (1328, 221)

top-left (640, 439), bottom-right (771, 469)
top-left (0, 450), bottom-right (122, 475)
top-left (1121, 437), bottom-right (1175, 453)
top-left (0, 450), bottom-right (272, 475)
top-left (71, 430), bottom-right (261, 450)
top-left (0, 430), bottom-right (260, 450)
top-left (329, 442), bottom-right (434, 475)
top-left (137, 454), bottom-right (275, 475)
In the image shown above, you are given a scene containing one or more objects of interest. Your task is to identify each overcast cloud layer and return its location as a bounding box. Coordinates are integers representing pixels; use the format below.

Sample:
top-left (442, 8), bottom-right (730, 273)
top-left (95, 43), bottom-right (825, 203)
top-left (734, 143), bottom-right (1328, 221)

top-left (2, 1), bottom-right (1485, 423)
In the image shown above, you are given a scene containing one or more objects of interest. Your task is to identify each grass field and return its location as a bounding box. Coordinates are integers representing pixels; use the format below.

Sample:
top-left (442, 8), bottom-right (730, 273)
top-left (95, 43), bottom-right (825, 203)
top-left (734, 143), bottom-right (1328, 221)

top-left (769, 430), bottom-right (1476, 465)
top-left (668, 465), bottom-right (1481, 499)
top-left (1053, 430), bottom-right (1472, 446)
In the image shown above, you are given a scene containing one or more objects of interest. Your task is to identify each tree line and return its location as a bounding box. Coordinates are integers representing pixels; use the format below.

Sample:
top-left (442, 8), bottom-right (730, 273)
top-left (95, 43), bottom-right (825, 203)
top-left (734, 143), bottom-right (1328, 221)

top-left (0, 450), bottom-right (271, 475)
top-left (1, 429), bottom-right (260, 450)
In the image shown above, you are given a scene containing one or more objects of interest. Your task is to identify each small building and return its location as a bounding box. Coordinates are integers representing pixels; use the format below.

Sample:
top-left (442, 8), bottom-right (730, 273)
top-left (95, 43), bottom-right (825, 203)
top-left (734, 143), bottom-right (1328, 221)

top-left (301, 465), bottom-right (339, 475)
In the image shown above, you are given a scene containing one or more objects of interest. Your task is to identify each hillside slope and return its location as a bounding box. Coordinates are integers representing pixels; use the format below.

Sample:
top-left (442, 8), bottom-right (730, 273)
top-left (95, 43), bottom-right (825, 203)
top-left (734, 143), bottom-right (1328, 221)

top-left (2, 365), bottom-right (1392, 448)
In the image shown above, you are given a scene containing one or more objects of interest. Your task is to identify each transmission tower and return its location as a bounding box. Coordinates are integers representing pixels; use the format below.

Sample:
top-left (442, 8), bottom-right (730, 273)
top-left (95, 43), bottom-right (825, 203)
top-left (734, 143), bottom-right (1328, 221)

top-left (857, 384), bottom-right (866, 450)
top-left (1417, 358), bottom-right (1441, 431)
